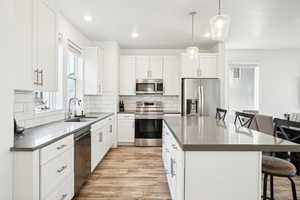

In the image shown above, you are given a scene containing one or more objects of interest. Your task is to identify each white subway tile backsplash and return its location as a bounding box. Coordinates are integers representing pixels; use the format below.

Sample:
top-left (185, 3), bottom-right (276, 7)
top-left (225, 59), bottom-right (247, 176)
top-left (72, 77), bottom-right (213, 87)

top-left (14, 91), bottom-right (65, 128)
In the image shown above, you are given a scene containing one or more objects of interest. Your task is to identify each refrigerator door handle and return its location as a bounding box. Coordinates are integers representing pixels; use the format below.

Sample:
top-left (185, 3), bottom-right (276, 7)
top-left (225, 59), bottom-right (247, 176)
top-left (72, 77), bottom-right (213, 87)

top-left (198, 86), bottom-right (202, 115)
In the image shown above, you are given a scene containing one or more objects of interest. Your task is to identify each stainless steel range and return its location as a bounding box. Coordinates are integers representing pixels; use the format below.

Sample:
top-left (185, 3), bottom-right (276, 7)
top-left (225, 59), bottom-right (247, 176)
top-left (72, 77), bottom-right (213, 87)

top-left (135, 101), bottom-right (163, 146)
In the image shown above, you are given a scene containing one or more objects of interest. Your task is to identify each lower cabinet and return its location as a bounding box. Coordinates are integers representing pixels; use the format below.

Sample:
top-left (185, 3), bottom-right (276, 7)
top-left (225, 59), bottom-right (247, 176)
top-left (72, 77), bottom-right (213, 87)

top-left (91, 115), bottom-right (115, 172)
top-left (163, 122), bottom-right (184, 200)
top-left (13, 135), bottom-right (74, 200)
top-left (117, 114), bottom-right (135, 144)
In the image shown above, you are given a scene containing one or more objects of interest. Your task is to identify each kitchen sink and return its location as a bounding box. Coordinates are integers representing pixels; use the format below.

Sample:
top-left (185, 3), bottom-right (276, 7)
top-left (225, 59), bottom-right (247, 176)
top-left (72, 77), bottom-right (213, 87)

top-left (64, 117), bottom-right (97, 122)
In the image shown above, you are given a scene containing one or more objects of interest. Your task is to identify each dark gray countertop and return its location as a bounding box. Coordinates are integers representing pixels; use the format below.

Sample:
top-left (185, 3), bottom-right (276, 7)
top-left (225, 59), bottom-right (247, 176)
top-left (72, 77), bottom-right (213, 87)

top-left (163, 116), bottom-right (300, 152)
top-left (11, 113), bottom-right (114, 151)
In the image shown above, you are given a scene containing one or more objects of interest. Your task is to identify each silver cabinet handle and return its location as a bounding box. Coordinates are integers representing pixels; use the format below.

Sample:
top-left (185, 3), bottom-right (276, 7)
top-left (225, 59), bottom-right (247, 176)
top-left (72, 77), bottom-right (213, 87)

top-left (60, 194), bottom-right (68, 200)
top-left (98, 132), bottom-right (103, 142)
top-left (56, 144), bottom-right (67, 150)
top-left (109, 125), bottom-right (112, 133)
top-left (34, 69), bottom-right (39, 85)
top-left (57, 165), bottom-right (67, 173)
top-left (40, 70), bottom-right (43, 86)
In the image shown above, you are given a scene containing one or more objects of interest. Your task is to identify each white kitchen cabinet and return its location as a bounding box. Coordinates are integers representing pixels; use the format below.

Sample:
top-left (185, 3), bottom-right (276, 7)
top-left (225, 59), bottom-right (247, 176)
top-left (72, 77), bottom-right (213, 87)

top-left (34, 0), bottom-right (58, 91)
top-left (162, 123), bottom-right (184, 200)
top-left (83, 47), bottom-right (103, 95)
top-left (14, 0), bottom-right (34, 91)
top-left (14, 0), bottom-right (57, 91)
top-left (117, 114), bottom-right (135, 144)
top-left (149, 56), bottom-right (163, 79)
top-left (181, 53), bottom-right (218, 78)
top-left (163, 56), bottom-right (180, 95)
top-left (119, 56), bottom-right (136, 95)
top-left (135, 56), bottom-right (149, 79)
top-left (199, 54), bottom-right (218, 78)
top-left (13, 135), bottom-right (74, 200)
top-left (91, 115), bottom-right (115, 172)
top-left (181, 53), bottom-right (199, 78)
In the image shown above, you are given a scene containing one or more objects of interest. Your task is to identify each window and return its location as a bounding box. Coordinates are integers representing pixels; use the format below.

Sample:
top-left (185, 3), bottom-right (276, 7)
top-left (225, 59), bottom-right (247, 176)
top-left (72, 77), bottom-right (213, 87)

top-left (228, 63), bottom-right (260, 112)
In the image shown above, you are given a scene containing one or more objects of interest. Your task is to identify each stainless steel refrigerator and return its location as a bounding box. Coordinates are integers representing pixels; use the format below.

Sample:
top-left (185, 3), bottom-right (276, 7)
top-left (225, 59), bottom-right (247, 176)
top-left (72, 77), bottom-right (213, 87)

top-left (181, 78), bottom-right (220, 116)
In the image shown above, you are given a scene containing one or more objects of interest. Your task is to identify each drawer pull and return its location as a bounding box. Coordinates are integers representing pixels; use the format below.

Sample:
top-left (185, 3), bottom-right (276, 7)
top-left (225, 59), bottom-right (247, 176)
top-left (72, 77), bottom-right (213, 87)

top-left (56, 144), bottom-right (67, 150)
top-left (60, 194), bottom-right (68, 200)
top-left (57, 165), bottom-right (67, 173)
top-left (172, 144), bottom-right (178, 150)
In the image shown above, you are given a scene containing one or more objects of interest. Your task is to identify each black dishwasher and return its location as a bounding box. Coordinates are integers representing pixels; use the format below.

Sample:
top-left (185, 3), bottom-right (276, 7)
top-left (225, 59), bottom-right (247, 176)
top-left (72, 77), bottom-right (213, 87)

top-left (74, 126), bottom-right (91, 196)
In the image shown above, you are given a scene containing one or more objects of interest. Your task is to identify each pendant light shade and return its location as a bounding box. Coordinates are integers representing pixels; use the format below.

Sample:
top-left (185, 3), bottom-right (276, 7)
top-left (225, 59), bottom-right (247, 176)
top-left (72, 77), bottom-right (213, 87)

top-left (186, 12), bottom-right (199, 59)
top-left (210, 0), bottom-right (231, 41)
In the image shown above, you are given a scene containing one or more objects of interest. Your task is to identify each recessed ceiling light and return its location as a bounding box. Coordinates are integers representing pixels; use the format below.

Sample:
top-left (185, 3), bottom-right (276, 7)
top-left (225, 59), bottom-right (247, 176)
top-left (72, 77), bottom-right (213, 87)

top-left (84, 15), bottom-right (93, 22)
top-left (131, 32), bottom-right (139, 38)
top-left (203, 33), bottom-right (211, 38)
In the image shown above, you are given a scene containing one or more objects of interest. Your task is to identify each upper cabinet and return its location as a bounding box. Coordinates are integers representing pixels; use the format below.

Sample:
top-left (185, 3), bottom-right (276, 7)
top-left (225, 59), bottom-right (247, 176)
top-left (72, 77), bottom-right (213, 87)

top-left (163, 56), bottom-right (180, 96)
top-left (181, 53), bottom-right (218, 78)
top-left (83, 47), bottom-right (102, 95)
top-left (149, 56), bottom-right (163, 79)
top-left (35, 0), bottom-right (57, 91)
top-left (119, 56), bottom-right (136, 95)
top-left (135, 56), bottom-right (163, 79)
top-left (135, 56), bottom-right (149, 79)
top-left (14, 0), bottom-right (58, 92)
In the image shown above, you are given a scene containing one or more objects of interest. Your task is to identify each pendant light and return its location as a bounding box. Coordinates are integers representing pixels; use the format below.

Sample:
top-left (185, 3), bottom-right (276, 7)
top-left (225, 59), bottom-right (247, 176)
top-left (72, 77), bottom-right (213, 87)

top-left (186, 12), bottom-right (199, 60)
top-left (210, 0), bottom-right (230, 41)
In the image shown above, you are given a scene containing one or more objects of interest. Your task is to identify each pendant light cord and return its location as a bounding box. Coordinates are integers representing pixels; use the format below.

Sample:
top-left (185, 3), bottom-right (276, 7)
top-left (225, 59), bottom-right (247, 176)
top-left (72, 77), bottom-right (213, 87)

top-left (190, 12), bottom-right (197, 46)
top-left (218, 0), bottom-right (221, 15)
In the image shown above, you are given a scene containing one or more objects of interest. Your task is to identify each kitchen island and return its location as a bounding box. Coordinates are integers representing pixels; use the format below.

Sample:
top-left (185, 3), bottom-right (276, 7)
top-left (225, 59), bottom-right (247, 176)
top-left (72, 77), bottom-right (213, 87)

top-left (162, 116), bottom-right (300, 200)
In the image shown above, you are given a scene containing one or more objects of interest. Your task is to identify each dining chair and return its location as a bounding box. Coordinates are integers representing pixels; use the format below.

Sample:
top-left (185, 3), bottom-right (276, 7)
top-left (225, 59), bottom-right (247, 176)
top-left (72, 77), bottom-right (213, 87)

top-left (216, 108), bottom-right (227, 121)
top-left (234, 112), bottom-right (255, 128)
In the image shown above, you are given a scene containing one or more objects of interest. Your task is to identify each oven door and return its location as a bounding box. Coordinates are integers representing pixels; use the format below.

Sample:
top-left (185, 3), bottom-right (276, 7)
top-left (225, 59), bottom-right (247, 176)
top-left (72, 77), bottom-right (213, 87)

top-left (135, 119), bottom-right (162, 146)
top-left (136, 83), bottom-right (156, 94)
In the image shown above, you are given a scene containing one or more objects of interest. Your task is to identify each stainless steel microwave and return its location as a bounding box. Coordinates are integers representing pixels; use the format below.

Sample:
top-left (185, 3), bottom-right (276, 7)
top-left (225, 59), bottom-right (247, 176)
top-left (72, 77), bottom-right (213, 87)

top-left (136, 79), bottom-right (164, 94)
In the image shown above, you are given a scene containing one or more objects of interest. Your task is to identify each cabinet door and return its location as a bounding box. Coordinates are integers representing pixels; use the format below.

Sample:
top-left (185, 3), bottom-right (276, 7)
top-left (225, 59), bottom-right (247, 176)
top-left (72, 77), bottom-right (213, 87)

top-left (199, 54), bottom-right (218, 78)
top-left (119, 56), bottom-right (136, 95)
top-left (149, 56), bottom-right (163, 79)
top-left (135, 56), bottom-right (149, 79)
top-left (14, 0), bottom-right (34, 91)
top-left (163, 56), bottom-right (179, 95)
top-left (181, 53), bottom-right (199, 78)
top-left (118, 119), bottom-right (135, 143)
top-left (83, 47), bottom-right (101, 95)
top-left (36, 0), bottom-right (57, 91)
top-left (91, 131), bottom-right (99, 172)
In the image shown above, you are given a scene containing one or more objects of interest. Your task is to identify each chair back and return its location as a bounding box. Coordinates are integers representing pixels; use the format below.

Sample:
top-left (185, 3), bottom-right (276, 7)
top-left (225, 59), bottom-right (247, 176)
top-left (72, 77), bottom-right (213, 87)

top-left (216, 108), bottom-right (227, 121)
top-left (273, 118), bottom-right (300, 142)
top-left (254, 114), bottom-right (274, 136)
top-left (234, 112), bottom-right (255, 128)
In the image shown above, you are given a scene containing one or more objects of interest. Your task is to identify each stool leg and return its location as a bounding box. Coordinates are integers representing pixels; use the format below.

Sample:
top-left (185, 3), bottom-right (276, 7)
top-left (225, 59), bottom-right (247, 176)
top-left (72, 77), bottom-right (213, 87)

top-left (263, 173), bottom-right (269, 200)
top-left (288, 177), bottom-right (297, 200)
top-left (270, 175), bottom-right (274, 200)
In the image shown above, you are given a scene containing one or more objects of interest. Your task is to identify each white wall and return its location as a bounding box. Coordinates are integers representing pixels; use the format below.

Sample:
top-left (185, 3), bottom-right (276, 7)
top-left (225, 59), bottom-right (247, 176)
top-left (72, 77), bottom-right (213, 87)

top-left (226, 49), bottom-right (300, 117)
top-left (0, 0), bottom-right (15, 199)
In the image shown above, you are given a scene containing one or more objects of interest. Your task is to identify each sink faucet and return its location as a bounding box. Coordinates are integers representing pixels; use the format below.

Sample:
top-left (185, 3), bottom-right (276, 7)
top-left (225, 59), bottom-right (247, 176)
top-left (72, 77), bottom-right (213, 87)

top-left (67, 98), bottom-right (82, 119)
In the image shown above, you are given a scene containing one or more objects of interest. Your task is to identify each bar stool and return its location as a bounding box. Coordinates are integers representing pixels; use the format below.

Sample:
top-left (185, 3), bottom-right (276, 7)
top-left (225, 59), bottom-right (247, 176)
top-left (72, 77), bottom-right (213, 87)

top-left (216, 108), bottom-right (227, 121)
top-left (234, 111), bottom-right (255, 128)
top-left (262, 156), bottom-right (297, 200)
top-left (262, 118), bottom-right (300, 200)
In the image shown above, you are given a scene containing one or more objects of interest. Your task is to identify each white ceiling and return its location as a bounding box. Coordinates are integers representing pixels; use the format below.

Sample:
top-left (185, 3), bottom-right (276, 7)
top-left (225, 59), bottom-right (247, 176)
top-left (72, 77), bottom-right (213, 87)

top-left (57, 0), bottom-right (300, 49)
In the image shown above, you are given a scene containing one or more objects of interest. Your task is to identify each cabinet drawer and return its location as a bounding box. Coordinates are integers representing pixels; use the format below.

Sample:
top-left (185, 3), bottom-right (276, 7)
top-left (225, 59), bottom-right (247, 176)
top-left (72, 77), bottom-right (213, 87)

top-left (40, 135), bottom-right (73, 165)
top-left (41, 147), bottom-right (74, 199)
top-left (91, 117), bottom-right (111, 131)
top-left (43, 173), bottom-right (74, 200)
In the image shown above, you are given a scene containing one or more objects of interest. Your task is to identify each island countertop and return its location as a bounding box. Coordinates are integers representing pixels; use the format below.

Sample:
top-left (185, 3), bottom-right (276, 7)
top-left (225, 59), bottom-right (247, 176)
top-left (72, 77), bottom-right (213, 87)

top-left (163, 116), bottom-right (300, 152)
top-left (11, 112), bottom-right (114, 151)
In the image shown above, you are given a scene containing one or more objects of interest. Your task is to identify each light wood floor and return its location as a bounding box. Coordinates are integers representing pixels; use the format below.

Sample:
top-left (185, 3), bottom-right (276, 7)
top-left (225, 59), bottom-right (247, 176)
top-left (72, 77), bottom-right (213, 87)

top-left (74, 146), bottom-right (171, 200)
top-left (74, 146), bottom-right (300, 200)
